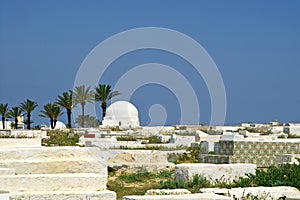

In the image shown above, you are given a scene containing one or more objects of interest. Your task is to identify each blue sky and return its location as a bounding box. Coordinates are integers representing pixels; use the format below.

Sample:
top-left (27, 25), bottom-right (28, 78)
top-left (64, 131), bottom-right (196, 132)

top-left (0, 0), bottom-right (300, 126)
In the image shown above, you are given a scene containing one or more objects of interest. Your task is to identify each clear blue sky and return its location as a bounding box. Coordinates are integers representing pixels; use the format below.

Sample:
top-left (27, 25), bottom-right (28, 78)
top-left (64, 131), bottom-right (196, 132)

top-left (0, 0), bottom-right (300, 126)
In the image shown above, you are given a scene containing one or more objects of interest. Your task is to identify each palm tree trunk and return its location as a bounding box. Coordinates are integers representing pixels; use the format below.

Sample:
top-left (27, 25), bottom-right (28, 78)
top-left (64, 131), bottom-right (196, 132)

top-left (53, 119), bottom-right (57, 129)
top-left (2, 116), bottom-right (5, 129)
top-left (101, 102), bottom-right (107, 120)
top-left (81, 103), bottom-right (85, 128)
top-left (50, 118), bottom-right (54, 129)
top-left (67, 109), bottom-right (72, 128)
top-left (14, 118), bottom-right (18, 129)
top-left (27, 113), bottom-right (31, 130)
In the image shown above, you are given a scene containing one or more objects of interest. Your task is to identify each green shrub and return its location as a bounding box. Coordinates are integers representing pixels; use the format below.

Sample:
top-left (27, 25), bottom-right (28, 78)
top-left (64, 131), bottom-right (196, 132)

top-left (160, 174), bottom-right (211, 192)
top-left (119, 170), bottom-right (173, 184)
top-left (172, 146), bottom-right (201, 164)
top-left (186, 174), bottom-right (212, 193)
top-left (156, 170), bottom-right (173, 179)
top-left (160, 179), bottom-right (185, 189)
top-left (145, 135), bottom-right (163, 144)
top-left (42, 130), bottom-right (80, 146)
top-left (116, 135), bottom-right (137, 141)
top-left (161, 161), bottom-right (300, 193)
top-left (233, 160), bottom-right (300, 189)
top-left (288, 134), bottom-right (300, 138)
top-left (119, 172), bottom-right (150, 183)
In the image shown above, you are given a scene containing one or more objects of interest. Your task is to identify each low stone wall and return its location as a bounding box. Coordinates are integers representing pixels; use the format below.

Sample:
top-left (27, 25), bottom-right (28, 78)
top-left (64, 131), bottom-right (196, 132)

top-left (0, 173), bottom-right (107, 192)
top-left (170, 135), bottom-right (195, 147)
top-left (201, 138), bottom-right (300, 167)
top-left (175, 163), bottom-right (256, 183)
top-left (81, 135), bottom-right (194, 149)
top-left (0, 130), bottom-right (47, 138)
top-left (9, 190), bottom-right (116, 200)
top-left (123, 193), bottom-right (232, 200)
top-left (96, 150), bottom-right (176, 173)
top-left (0, 138), bottom-right (41, 148)
top-left (80, 137), bottom-right (145, 149)
top-left (0, 147), bottom-right (106, 174)
top-left (199, 154), bottom-right (230, 164)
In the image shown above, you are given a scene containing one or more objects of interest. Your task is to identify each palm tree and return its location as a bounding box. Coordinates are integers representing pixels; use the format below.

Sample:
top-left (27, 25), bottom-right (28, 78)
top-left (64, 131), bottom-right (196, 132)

top-left (7, 106), bottom-right (23, 129)
top-left (40, 103), bottom-right (63, 129)
top-left (0, 103), bottom-right (9, 129)
top-left (56, 91), bottom-right (73, 128)
top-left (73, 85), bottom-right (94, 128)
top-left (20, 99), bottom-right (38, 130)
top-left (95, 84), bottom-right (120, 120)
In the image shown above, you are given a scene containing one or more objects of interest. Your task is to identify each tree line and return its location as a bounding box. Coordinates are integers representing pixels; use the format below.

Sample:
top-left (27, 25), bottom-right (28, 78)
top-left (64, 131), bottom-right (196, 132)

top-left (0, 84), bottom-right (119, 130)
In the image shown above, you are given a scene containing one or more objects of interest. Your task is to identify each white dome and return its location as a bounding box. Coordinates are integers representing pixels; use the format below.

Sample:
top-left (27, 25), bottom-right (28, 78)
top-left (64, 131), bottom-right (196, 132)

top-left (106, 101), bottom-right (138, 117)
top-left (50, 121), bottom-right (66, 130)
top-left (102, 101), bottom-right (140, 128)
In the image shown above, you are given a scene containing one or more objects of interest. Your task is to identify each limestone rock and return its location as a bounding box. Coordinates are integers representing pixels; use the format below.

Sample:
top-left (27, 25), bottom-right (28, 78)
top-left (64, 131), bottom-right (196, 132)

top-left (175, 163), bottom-right (256, 183)
top-left (106, 150), bottom-right (175, 173)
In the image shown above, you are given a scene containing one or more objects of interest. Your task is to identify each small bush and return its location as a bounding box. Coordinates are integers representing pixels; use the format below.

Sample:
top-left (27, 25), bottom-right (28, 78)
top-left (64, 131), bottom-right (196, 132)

top-left (42, 130), bottom-right (80, 146)
top-left (156, 170), bottom-right (173, 179)
top-left (160, 174), bottom-right (211, 192)
top-left (172, 146), bottom-right (201, 164)
top-left (108, 170), bottom-right (173, 200)
top-left (288, 134), bottom-right (300, 138)
top-left (186, 174), bottom-right (212, 193)
top-left (119, 170), bottom-right (173, 184)
top-left (116, 135), bottom-right (137, 141)
top-left (160, 179), bottom-right (185, 189)
top-left (119, 172), bottom-right (151, 183)
top-left (111, 127), bottom-right (122, 131)
top-left (233, 160), bottom-right (300, 190)
top-left (144, 135), bottom-right (163, 144)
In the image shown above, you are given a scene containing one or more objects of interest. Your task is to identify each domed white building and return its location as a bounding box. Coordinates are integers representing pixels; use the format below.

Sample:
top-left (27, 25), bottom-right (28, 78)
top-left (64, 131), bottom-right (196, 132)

top-left (102, 101), bottom-right (140, 129)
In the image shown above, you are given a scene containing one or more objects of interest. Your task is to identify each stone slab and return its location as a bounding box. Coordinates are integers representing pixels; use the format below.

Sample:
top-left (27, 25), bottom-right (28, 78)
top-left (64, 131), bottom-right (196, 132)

top-left (0, 147), bottom-right (107, 174)
top-left (123, 193), bottom-right (232, 200)
top-left (98, 150), bottom-right (175, 173)
top-left (9, 190), bottom-right (116, 200)
top-left (0, 168), bottom-right (15, 175)
top-left (200, 188), bottom-right (230, 195)
top-left (0, 190), bottom-right (9, 200)
top-left (0, 173), bottom-right (107, 192)
top-left (175, 163), bottom-right (256, 183)
top-left (0, 138), bottom-right (41, 148)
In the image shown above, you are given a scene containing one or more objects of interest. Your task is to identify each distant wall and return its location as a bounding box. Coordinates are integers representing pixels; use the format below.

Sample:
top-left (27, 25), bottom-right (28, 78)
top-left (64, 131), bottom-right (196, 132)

top-left (0, 138), bottom-right (41, 148)
top-left (0, 130), bottom-right (47, 138)
top-left (201, 139), bottom-right (300, 167)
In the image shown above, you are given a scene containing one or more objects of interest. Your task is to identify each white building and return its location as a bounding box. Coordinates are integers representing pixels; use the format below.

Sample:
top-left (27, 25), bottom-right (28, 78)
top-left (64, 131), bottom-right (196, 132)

top-left (283, 123), bottom-right (300, 136)
top-left (0, 116), bottom-right (24, 130)
top-left (102, 101), bottom-right (140, 129)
